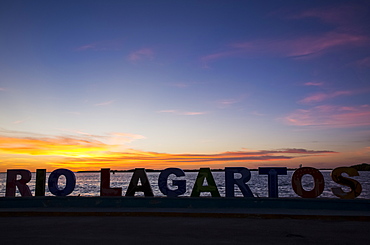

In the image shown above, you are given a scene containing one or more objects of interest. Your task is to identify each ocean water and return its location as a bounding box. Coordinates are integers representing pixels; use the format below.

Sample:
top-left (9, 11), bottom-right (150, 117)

top-left (1, 170), bottom-right (369, 199)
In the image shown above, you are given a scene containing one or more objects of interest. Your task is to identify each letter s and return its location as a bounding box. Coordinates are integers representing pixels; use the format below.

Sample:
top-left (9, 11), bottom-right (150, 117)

top-left (331, 167), bottom-right (362, 199)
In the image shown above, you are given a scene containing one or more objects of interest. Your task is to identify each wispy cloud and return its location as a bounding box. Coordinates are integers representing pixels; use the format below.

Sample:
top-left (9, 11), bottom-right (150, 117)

top-left (128, 48), bottom-right (154, 62)
top-left (217, 99), bottom-right (238, 107)
top-left (94, 100), bottom-right (114, 106)
top-left (76, 44), bottom-right (96, 51)
top-left (57, 128), bottom-right (95, 137)
top-left (283, 104), bottom-right (370, 128)
top-left (286, 4), bottom-right (367, 31)
top-left (0, 87), bottom-right (6, 91)
top-left (299, 90), bottom-right (354, 104)
top-left (0, 130), bottom-right (145, 157)
top-left (157, 110), bottom-right (207, 116)
top-left (12, 117), bottom-right (30, 125)
top-left (13, 120), bottom-right (25, 124)
top-left (201, 4), bottom-right (369, 67)
top-left (304, 82), bottom-right (324, 87)
top-left (166, 81), bottom-right (205, 88)
top-left (107, 132), bottom-right (146, 147)
top-left (170, 83), bottom-right (189, 88)
top-left (217, 99), bottom-right (238, 108)
top-left (242, 32), bottom-right (366, 56)
top-left (251, 111), bottom-right (265, 117)
top-left (355, 57), bottom-right (370, 68)
top-left (75, 39), bottom-right (125, 51)
top-left (66, 111), bottom-right (81, 115)
top-left (54, 129), bottom-right (145, 152)
top-left (97, 148), bottom-right (336, 164)
top-left (200, 50), bottom-right (239, 68)
top-left (0, 135), bottom-right (110, 157)
top-left (215, 94), bottom-right (248, 109)
top-left (201, 32), bottom-right (368, 67)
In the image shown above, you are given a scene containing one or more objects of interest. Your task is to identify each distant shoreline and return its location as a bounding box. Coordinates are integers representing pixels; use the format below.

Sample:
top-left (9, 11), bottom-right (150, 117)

top-left (2, 164), bottom-right (370, 173)
top-left (0, 169), bottom-right (348, 174)
top-left (76, 168), bottom-right (335, 173)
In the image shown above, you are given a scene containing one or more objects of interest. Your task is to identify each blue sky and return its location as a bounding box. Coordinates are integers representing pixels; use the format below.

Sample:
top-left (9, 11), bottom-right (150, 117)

top-left (0, 1), bottom-right (369, 171)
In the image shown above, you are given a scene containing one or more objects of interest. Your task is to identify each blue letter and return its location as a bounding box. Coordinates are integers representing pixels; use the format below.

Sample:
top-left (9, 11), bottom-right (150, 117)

top-left (125, 168), bottom-right (154, 196)
top-left (258, 167), bottom-right (287, 198)
top-left (225, 167), bottom-right (254, 197)
top-left (48, 169), bottom-right (76, 196)
top-left (35, 169), bottom-right (46, 196)
top-left (158, 168), bottom-right (186, 197)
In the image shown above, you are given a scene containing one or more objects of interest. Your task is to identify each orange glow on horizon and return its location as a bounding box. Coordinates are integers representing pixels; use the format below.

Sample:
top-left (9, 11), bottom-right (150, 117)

top-left (0, 135), bottom-right (343, 172)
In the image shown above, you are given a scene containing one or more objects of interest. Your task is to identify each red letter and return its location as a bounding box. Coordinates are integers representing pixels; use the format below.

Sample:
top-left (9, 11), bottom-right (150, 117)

top-left (100, 168), bottom-right (122, 196)
top-left (6, 169), bottom-right (32, 197)
top-left (292, 167), bottom-right (324, 198)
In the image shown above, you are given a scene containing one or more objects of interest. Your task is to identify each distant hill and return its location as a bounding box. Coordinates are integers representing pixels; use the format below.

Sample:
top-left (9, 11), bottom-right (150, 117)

top-left (351, 163), bottom-right (370, 171)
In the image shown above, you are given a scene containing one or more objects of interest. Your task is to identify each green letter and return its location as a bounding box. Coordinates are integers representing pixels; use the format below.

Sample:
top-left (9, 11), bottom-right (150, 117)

top-left (191, 168), bottom-right (220, 197)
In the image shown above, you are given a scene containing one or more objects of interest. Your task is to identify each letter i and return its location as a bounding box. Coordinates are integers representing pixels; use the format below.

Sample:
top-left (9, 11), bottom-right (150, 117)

top-left (35, 169), bottom-right (46, 196)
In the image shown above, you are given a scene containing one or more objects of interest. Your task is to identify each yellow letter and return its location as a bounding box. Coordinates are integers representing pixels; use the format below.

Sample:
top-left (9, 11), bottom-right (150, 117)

top-left (331, 167), bottom-right (362, 199)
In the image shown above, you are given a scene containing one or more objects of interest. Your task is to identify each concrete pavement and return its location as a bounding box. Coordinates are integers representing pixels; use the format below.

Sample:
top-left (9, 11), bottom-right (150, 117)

top-left (1, 197), bottom-right (370, 244)
top-left (1, 215), bottom-right (369, 245)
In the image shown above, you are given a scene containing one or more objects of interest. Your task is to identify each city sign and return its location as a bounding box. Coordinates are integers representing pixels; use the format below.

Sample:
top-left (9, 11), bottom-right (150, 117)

top-left (4, 166), bottom-right (362, 199)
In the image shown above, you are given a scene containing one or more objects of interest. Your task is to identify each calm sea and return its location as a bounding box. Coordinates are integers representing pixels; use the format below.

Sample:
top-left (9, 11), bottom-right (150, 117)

top-left (1, 170), bottom-right (369, 199)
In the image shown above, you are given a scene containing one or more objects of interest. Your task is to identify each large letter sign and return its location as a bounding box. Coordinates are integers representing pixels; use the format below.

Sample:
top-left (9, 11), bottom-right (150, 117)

top-left (125, 168), bottom-right (154, 196)
top-left (2, 166), bottom-right (366, 199)
top-left (292, 167), bottom-right (324, 198)
top-left (158, 168), bottom-right (186, 197)
top-left (5, 169), bottom-right (32, 197)
top-left (225, 167), bottom-right (254, 197)
top-left (100, 168), bottom-right (122, 196)
top-left (191, 168), bottom-right (220, 197)
top-left (35, 169), bottom-right (46, 196)
top-left (259, 167), bottom-right (287, 198)
top-left (48, 169), bottom-right (76, 196)
top-left (331, 167), bottom-right (362, 199)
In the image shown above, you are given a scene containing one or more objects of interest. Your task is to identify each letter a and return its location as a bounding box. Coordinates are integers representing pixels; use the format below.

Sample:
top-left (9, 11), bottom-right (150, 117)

top-left (191, 168), bottom-right (220, 197)
top-left (125, 168), bottom-right (154, 196)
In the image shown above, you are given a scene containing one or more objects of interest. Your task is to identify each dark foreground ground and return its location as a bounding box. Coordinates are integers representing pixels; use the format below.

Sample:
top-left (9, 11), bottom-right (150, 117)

top-left (1, 215), bottom-right (369, 245)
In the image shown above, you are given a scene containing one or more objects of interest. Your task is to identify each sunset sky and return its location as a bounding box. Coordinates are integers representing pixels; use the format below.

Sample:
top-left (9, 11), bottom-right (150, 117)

top-left (1, 1), bottom-right (369, 171)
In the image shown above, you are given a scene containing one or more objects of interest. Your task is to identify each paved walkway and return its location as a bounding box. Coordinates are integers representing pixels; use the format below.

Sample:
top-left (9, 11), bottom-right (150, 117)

top-left (1, 214), bottom-right (369, 245)
top-left (1, 206), bottom-right (370, 220)
top-left (1, 197), bottom-right (370, 244)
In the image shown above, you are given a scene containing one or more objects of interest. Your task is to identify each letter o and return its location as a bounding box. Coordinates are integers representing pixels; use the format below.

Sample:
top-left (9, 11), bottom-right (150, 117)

top-left (48, 169), bottom-right (76, 196)
top-left (292, 167), bottom-right (324, 198)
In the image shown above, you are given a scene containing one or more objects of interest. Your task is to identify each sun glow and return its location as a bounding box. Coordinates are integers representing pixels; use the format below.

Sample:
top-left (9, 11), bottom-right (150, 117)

top-left (0, 134), bottom-right (340, 172)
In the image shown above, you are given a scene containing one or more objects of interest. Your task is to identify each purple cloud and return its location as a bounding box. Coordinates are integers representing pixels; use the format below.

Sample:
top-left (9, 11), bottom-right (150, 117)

top-left (299, 90), bottom-right (354, 104)
top-left (128, 48), bottom-right (154, 62)
top-left (356, 57), bottom-right (370, 68)
top-left (304, 82), bottom-right (324, 87)
top-left (283, 104), bottom-right (370, 128)
top-left (200, 4), bottom-right (369, 67)
top-left (157, 110), bottom-right (207, 116)
top-left (75, 39), bottom-right (125, 51)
